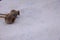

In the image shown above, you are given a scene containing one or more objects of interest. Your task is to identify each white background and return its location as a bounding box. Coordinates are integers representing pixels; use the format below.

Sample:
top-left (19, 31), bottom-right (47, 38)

top-left (0, 0), bottom-right (60, 40)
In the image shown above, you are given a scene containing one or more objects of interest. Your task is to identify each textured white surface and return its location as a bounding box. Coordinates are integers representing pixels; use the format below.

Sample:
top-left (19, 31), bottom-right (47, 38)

top-left (0, 0), bottom-right (60, 40)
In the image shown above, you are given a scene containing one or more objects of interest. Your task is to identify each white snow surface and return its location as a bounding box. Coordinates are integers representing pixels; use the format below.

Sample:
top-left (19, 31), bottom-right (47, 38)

top-left (0, 0), bottom-right (60, 40)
